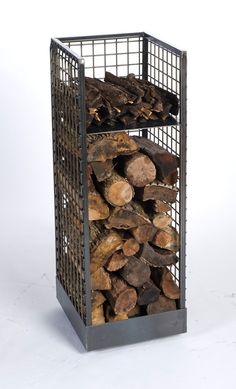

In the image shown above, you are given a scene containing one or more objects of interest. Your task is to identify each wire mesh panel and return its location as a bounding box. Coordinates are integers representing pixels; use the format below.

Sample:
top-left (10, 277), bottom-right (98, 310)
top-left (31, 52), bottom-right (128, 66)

top-left (50, 32), bottom-right (187, 334)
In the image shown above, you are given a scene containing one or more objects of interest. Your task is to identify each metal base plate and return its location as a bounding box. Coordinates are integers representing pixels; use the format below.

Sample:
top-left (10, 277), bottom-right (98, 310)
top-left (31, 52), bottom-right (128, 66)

top-left (56, 278), bottom-right (187, 351)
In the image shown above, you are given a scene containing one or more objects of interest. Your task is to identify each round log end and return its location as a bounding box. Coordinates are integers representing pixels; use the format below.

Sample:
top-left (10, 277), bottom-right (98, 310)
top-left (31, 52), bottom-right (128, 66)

top-left (114, 287), bottom-right (137, 314)
top-left (125, 153), bottom-right (157, 187)
top-left (107, 180), bottom-right (134, 206)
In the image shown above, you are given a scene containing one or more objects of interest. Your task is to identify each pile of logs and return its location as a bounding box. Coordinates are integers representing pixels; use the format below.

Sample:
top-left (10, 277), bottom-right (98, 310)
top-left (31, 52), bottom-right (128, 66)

top-left (88, 132), bottom-right (180, 325)
top-left (86, 72), bottom-right (179, 128)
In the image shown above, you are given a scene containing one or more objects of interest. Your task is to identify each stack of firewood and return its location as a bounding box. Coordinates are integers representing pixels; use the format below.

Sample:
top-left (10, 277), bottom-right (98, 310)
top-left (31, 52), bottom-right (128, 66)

top-left (86, 72), bottom-right (179, 128)
top-left (88, 132), bottom-right (180, 325)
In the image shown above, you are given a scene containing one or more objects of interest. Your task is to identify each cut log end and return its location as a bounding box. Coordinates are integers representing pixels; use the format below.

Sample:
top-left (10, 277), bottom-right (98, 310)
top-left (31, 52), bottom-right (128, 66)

top-left (147, 295), bottom-right (176, 315)
top-left (124, 152), bottom-right (156, 187)
top-left (122, 238), bottom-right (140, 257)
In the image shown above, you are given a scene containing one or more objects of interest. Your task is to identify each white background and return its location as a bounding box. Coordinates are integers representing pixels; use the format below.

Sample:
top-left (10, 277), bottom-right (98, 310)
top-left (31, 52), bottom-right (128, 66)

top-left (1, 1), bottom-right (236, 388)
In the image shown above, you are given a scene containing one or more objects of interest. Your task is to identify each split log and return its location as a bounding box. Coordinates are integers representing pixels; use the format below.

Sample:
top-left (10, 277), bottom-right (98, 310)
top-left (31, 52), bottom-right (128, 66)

top-left (154, 200), bottom-right (171, 213)
top-left (139, 242), bottom-right (178, 267)
top-left (122, 238), bottom-right (140, 257)
top-left (105, 274), bottom-right (137, 314)
top-left (91, 290), bottom-right (106, 309)
top-left (152, 213), bottom-right (172, 229)
top-left (138, 183), bottom-right (178, 203)
top-left (105, 304), bottom-right (128, 322)
top-left (130, 223), bottom-right (157, 244)
top-left (87, 132), bottom-right (139, 162)
top-left (106, 201), bottom-right (150, 230)
top-left (152, 226), bottom-right (180, 252)
top-left (102, 171), bottom-right (134, 206)
top-left (91, 267), bottom-right (111, 290)
top-left (137, 279), bottom-right (160, 305)
top-left (120, 256), bottom-right (151, 287)
top-left (104, 251), bottom-right (128, 272)
top-left (124, 152), bottom-right (156, 187)
top-left (90, 223), bottom-right (123, 273)
top-left (87, 166), bottom-right (110, 221)
top-left (91, 160), bottom-right (113, 182)
top-left (92, 305), bottom-right (105, 325)
top-left (105, 71), bottom-right (145, 100)
top-left (133, 136), bottom-right (179, 184)
top-left (147, 295), bottom-right (176, 315)
top-left (86, 77), bottom-right (131, 107)
top-left (160, 268), bottom-right (180, 299)
top-left (127, 304), bottom-right (141, 318)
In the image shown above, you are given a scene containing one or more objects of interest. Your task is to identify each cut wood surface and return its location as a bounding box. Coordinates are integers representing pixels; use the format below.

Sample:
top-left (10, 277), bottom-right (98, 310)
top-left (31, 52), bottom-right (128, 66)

top-left (152, 226), bottom-right (180, 252)
top-left (133, 136), bottom-right (179, 184)
top-left (102, 171), bottom-right (134, 206)
top-left (137, 279), bottom-right (160, 306)
top-left (122, 238), bottom-right (140, 257)
top-left (87, 132), bottom-right (139, 162)
top-left (130, 223), bottom-right (157, 243)
top-left (160, 268), bottom-right (180, 299)
top-left (106, 202), bottom-right (150, 229)
top-left (127, 304), bottom-right (141, 318)
top-left (147, 295), bottom-right (176, 315)
top-left (90, 223), bottom-right (123, 273)
top-left (139, 183), bottom-right (178, 203)
top-left (105, 274), bottom-right (137, 314)
top-left (152, 213), bottom-right (172, 229)
top-left (91, 291), bottom-right (106, 309)
top-left (91, 267), bottom-right (111, 290)
top-left (91, 160), bottom-right (113, 182)
top-left (92, 305), bottom-right (105, 325)
top-left (120, 256), bottom-right (151, 287)
top-left (139, 242), bottom-right (178, 267)
top-left (124, 152), bottom-right (156, 187)
top-left (104, 251), bottom-right (128, 272)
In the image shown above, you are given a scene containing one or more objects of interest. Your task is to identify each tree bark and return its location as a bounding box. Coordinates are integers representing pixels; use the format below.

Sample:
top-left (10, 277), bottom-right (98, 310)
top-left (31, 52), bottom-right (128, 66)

top-left (138, 183), bottom-right (178, 203)
top-left (120, 256), bottom-right (151, 287)
top-left (105, 274), bottom-right (137, 314)
top-left (105, 304), bottom-right (128, 322)
top-left (147, 295), bottom-right (176, 315)
top-left (106, 201), bottom-right (150, 230)
top-left (137, 279), bottom-right (160, 305)
top-left (139, 242), bottom-right (178, 267)
top-left (91, 160), bottom-right (113, 182)
top-left (88, 175), bottom-right (110, 221)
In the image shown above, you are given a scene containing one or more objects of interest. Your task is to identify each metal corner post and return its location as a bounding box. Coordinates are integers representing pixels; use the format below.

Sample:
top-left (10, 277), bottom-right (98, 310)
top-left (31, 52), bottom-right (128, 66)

top-left (179, 51), bottom-right (187, 309)
top-left (78, 61), bottom-right (92, 326)
top-left (142, 34), bottom-right (148, 138)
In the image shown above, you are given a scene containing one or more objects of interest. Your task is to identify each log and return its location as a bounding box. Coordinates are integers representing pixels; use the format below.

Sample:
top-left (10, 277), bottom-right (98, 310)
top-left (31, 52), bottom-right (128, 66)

top-left (152, 226), bottom-right (180, 252)
top-left (86, 165), bottom-right (110, 221)
top-left (124, 152), bottom-right (156, 187)
top-left (91, 160), bottom-right (113, 182)
top-left (106, 201), bottom-right (150, 230)
top-left (139, 242), bottom-right (178, 267)
top-left (130, 223), bottom-right (157, 244)
top-left (147, 295), bottom-right (176, 315)
top-left (152, 213), bottom-right (172, 229)
top-left (102, 171), bottom-right (134, 206)
top-left (105, 71), bottom-right (145, 100)
top-left (137, 279), bottom-right (160, 305)
top-left (133, 136), bottom-right (179, 184)
top-left (122, 238), bottom-right (140, 257)
top-left (91, 267), bottom-right (112, 290)
top-left (87, 132), bottom-right (139, 162)
top-left (105, 274), bottom-right (137, 314)
top-left (127, 304), bottom-right (141, 318)
top-left (154, 200), bottom-right (171, 213)
top-left (91, 290), bottom-right (106, 309)
top-left (86, 77), bottom-right (131, 107)
top-left (120, 256), bottom-right (151, 287)
top-left (160, 268), bottom-right (180, 299)
top-left (92, 305), bottom-right (105, 325)
top-left (105, 304), bottom-right (128, 322)
top-left (104, 251), bottom-right (128, 272)
top-left (90, 223), bottom-right (123, 273)
top-left (139, 183), bottom-right (178, 203)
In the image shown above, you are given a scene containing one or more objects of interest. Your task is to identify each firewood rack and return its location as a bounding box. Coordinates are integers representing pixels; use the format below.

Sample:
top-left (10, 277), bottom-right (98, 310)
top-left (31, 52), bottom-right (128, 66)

top-left (50, 32), bottom-right (187, 351)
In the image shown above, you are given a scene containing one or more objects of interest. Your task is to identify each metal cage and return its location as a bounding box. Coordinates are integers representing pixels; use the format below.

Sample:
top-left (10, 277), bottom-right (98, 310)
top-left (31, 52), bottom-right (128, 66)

top-left (50, 32), bottom-right (187, 351)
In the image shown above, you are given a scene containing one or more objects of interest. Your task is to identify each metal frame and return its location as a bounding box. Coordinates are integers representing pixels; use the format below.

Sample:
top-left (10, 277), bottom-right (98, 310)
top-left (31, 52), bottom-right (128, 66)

top-left (50, 32), bottom-right (187, 351)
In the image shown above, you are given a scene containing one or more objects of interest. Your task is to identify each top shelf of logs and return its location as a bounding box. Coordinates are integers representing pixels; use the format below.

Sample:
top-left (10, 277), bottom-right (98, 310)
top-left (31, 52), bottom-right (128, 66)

top-left (86, 72), bottom-right (179, 133)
